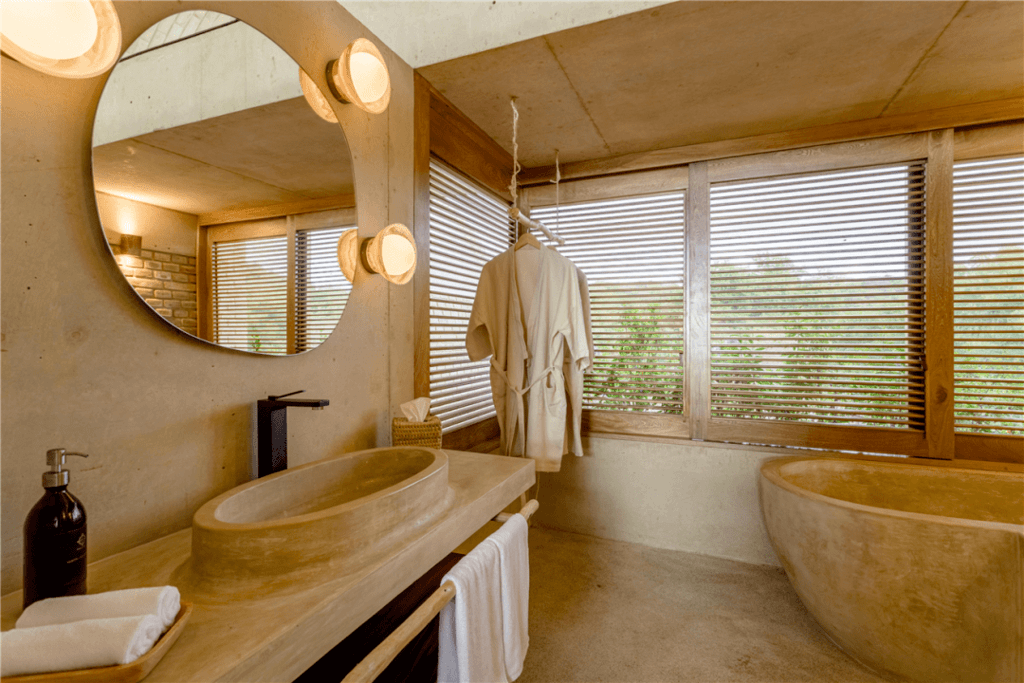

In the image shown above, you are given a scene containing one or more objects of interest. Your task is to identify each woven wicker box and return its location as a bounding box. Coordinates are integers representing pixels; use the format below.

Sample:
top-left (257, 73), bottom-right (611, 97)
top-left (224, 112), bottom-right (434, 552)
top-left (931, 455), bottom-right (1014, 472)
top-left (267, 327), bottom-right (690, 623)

top-left (392, 414), bottom-right (442, 448)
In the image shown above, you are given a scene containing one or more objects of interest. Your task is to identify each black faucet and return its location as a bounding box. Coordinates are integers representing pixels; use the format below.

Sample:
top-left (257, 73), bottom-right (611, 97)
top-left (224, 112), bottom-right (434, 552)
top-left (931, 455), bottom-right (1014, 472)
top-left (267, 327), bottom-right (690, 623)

top-left (256, 391), bottom-right (329, 478)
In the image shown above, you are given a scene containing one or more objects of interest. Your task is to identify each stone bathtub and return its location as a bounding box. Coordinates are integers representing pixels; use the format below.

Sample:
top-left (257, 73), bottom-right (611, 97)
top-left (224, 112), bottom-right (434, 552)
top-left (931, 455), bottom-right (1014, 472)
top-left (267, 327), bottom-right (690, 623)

top-left (760, 457), bottom-right (1023, 682)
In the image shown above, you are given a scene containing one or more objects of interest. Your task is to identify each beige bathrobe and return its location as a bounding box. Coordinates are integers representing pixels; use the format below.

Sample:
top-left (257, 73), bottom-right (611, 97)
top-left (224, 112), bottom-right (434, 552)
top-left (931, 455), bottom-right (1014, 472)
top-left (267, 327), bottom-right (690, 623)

top-left (466, 245), bottom-right (589, 472)
top-left (563, 267), bottom-right (594, 458)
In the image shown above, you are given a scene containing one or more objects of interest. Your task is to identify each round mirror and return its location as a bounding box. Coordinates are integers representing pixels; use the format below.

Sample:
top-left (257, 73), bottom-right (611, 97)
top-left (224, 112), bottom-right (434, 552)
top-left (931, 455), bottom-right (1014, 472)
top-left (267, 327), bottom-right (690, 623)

top-left (92, 11), bottom-right (355, 355)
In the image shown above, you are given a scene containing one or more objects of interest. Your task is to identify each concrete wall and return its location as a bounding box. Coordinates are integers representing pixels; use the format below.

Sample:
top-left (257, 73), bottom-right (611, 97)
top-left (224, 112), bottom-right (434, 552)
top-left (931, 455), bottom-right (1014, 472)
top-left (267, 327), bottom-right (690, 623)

top-left (93, 19), bottom-right (302, 146)
top-left (0, 1), bottom-right (414, 594)
top-left (535, 437), bottom-right (784, 567)
top-left (97, 192), bottom-right (198, 256)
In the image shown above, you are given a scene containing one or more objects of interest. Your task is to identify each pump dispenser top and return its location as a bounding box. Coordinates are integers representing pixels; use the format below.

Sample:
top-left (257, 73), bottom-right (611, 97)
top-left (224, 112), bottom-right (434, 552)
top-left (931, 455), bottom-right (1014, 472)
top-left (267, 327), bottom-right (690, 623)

top-left (44, 448), bottom-right (88, 487)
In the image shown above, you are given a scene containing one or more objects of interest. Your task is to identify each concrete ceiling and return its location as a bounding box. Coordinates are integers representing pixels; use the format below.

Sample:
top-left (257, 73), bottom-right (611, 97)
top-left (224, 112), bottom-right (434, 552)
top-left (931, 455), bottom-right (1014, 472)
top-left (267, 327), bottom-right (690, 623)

top-left (93, 97), bottom-right (353, 216)
top-left (342, 1), bottom-right (676, 68)
top-left (418, 1), bottom-right (1024, 168)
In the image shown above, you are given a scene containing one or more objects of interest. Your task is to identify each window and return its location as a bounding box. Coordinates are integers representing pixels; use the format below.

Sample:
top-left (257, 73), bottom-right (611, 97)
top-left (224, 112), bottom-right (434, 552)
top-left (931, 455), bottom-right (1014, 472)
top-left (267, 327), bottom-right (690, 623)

top-left (532, 192), bottom-right (686, 414)
top-left (708, 163), bottom-right (927, 429)
top-left (208, 218), bottom-right (353, 355)
top-left (418, 126), bottom-right (1021, 462)
top-left (952, 155), bottom-right (1024, 435)
top-left (212, 235), bottom-right (288, 354)
top-left (296, 226), bottom-right (351, 352)
top-left (428, 159), bottom-right (514, 432)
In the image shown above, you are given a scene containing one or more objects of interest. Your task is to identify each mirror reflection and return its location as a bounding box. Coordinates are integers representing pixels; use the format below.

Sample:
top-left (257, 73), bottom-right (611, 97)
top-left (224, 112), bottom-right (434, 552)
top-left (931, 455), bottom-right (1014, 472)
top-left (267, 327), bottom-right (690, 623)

top-left (92, 11), bottom-right (355, 355)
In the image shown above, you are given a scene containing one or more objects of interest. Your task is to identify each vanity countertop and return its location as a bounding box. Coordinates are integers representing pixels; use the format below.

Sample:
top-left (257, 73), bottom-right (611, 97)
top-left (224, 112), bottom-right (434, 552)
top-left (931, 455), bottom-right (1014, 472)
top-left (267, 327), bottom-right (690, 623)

top-left (0, 450), bottom-right (534, 682)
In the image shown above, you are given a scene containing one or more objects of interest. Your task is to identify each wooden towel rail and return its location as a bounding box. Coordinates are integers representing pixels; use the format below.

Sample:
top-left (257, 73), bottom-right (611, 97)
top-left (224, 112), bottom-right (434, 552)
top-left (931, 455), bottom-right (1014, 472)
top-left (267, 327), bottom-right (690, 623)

top-left (341, 499), bottom-right (540, 683)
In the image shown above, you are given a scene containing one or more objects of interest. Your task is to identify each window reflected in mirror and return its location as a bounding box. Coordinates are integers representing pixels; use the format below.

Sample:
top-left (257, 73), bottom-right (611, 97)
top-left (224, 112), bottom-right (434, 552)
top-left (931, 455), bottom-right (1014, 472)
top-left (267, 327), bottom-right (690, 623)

top-left (92, 10), bottom-right (355, 355)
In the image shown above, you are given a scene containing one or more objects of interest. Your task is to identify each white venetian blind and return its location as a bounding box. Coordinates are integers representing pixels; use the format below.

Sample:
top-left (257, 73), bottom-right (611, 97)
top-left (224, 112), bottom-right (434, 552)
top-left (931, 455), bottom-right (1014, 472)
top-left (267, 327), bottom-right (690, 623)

top-left (532, 193), bottom-right (686, 413)
top-left (952, 155), bottom-right (1024, 435)
top-left (429, 159), bottom-right (513, 433)
top-left (212, 235), bottom-right (289, 354)
top-left (295, 226), bottom-right (352, 352)
top-left (708, 163), bottom-right (927, 428)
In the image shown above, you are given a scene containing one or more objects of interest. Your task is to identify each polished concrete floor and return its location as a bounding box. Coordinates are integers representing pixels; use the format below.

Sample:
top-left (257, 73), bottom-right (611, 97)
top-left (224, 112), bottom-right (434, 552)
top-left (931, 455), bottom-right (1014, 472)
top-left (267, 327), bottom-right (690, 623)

top-left (518, 526), bottom-right (887, 683)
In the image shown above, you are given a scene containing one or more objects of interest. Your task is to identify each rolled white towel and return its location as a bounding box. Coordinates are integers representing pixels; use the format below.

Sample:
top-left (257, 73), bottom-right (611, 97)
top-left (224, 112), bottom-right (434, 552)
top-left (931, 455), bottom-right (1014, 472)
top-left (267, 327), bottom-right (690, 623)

top-left (16, 586), bottom-right (180, 632)
top-left (1, 614), bottom-right (163, 677)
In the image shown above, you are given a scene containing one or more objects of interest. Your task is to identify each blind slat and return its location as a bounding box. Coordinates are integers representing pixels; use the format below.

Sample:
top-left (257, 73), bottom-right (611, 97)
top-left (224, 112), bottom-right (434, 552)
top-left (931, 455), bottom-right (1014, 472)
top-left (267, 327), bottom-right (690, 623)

top-left (533, 191), bottom-right (686, 415)
top-left (429, 159), bottom-right (510, 432)
top-left (952, 155), bottom-right (1024, 436)
top-left (709, 162), bottom-right (927, 429)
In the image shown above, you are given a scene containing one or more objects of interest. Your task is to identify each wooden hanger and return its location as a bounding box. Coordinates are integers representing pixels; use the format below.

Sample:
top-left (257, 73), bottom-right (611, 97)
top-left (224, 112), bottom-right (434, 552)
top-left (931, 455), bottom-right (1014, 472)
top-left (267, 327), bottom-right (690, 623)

top-left (514, 231), bottom-right (543, 251)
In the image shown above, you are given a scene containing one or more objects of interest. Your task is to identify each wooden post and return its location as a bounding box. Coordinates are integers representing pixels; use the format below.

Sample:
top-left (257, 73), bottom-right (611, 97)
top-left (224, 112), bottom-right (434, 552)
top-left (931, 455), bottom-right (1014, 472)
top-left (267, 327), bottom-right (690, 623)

top-left (925, 129), bottom-right (955, 459)
top-left (285, 215), bottom-right (297, 354)
top-left (686, 161), bottom-right (711, 439)
top-left (197, 226), bottom-right (212, 342)
top-left (413, 73), bottom-right (432, 399)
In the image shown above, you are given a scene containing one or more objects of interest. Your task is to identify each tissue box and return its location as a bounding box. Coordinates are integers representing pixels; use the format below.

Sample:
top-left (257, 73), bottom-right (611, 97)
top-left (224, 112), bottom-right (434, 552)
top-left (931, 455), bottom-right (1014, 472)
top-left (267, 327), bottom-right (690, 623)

top-left (391, 414), bottom-right (442, 448)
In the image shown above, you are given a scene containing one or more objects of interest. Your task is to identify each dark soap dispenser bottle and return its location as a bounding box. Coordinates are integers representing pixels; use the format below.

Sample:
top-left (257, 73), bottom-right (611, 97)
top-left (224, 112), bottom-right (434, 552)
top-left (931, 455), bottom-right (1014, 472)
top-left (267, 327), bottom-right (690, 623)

top-left (23, 448), bottom-right (89, 609)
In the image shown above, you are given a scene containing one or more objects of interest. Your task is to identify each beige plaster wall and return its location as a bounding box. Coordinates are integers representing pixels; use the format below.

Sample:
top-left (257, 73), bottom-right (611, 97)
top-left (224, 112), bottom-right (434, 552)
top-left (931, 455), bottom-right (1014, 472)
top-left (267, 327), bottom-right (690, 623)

top-left (535, 437), bottom-right (784, 567)
top-left (0, 1), bottom-right (415, 595)
top-left (97, 192), bottom-right (198, 256)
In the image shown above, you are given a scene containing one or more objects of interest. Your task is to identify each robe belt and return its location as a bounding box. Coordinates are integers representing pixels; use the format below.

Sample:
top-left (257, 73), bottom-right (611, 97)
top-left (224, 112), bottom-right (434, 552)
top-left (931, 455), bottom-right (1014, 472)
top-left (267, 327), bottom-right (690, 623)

top-left (490, 357), bottom-right (560, 458)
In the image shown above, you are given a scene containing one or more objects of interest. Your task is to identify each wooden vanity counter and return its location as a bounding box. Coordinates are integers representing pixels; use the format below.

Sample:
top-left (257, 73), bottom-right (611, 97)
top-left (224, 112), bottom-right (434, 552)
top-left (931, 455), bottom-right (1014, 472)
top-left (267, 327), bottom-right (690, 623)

top-left (1, 450), bottom-right (534, 683)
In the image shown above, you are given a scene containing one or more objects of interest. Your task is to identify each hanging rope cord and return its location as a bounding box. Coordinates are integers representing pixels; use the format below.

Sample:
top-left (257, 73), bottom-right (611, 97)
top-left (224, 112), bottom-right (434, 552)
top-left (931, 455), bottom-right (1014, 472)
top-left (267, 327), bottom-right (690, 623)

top-left (508, 99), bottom-right (522, 211)
top-left (553, 150), bottom-right (560, 236)
top-left (507, 97), bottom-right (564, 245)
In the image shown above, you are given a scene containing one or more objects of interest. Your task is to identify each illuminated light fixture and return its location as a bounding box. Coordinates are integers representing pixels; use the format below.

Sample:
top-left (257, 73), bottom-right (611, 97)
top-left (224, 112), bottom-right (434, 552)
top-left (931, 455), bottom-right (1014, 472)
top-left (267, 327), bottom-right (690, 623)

top-left (0, 0), bottom-right (122, 79)
top-left (326, 38), bottom-right (391, 115)
top-left (338, 224), bottom-right (416, 285)
top-left (299, 67), bottom-right (337, 124)
top-left (119, 233), bottom-right (142, 257)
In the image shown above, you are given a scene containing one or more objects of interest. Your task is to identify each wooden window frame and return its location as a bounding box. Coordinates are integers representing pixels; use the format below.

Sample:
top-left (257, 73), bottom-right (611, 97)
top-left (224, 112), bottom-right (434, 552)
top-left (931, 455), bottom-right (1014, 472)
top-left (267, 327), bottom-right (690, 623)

top-left (412, 71), bottom-right (1023, 463)
top-left (197, 206), bottom-right (355, 354)
top-left (949, 123), bottom-right (1024, 462)
top-left (702, 136), bottom-right (937, 458)
top-left (415, 74), bottom-right (514, 448)
top-left (551, 128), bottom-right (1020, 462)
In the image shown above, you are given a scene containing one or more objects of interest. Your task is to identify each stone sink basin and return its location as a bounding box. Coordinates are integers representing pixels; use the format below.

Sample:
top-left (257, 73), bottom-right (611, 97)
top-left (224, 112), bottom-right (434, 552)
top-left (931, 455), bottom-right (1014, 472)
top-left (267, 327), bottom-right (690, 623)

top-left (190, 447), bottom-right (454, 590)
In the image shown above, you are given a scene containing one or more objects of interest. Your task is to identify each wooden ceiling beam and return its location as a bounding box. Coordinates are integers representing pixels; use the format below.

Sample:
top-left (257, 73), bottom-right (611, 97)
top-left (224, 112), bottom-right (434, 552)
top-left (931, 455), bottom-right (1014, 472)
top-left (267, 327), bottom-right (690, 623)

top-left (518, 98), bottom-right (1024, 185)
top-left (425, 79), bottom-right (515, 200)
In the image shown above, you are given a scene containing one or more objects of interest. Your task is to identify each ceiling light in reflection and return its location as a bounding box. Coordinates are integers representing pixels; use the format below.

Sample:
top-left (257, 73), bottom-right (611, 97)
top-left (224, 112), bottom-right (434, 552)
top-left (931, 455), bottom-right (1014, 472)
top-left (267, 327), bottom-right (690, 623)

top-left (299, 68), bottom-right (338, 123)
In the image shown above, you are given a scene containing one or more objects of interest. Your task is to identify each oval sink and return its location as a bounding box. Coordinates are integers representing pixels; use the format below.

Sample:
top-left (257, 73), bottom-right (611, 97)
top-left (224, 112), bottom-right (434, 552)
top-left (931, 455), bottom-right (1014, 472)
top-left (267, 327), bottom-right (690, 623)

top-left (191, 447), bottom-right (453, 590)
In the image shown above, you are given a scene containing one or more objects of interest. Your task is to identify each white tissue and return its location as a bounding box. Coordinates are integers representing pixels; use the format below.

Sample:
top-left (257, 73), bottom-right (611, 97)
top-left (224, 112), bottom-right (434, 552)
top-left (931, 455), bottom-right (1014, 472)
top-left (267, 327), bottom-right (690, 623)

top-left (16, 586), bottom-right (181, 632)
top-left (1, 614), bottom-right (163, 676)
top-left (401, 397), bottom-right (431, 422)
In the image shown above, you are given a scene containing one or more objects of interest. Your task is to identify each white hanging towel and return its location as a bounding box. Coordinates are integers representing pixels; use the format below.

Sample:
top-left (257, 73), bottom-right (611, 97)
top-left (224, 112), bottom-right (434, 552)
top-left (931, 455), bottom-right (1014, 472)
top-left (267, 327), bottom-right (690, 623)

top-left (438, 540), bottom-right (506, 683)
top-left (467, 245), bottom-right (589, 472)
top-left (0, 614), bottom-right (163, 677)
top-left (16, 586), bottom-right (181, 632)
top-left (485, 513), bottom-right (530, 681)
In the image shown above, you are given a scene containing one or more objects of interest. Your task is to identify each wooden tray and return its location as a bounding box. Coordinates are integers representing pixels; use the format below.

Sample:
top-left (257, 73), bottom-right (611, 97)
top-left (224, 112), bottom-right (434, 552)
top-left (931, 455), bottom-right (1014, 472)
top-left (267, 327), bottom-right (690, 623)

top-left (2, 602), bottom-right (193, 683)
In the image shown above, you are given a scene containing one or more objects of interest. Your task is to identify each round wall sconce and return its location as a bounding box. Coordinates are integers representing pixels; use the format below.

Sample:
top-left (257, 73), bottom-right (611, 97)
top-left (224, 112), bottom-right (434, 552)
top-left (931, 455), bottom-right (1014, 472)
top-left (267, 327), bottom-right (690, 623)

top-left (326, 38), bottom-right (391, 115)
top-left (338, 224), bottom-right (416, 285)
top-left (0, 0), bottom-right (121, 79)
top-left (299, 68), bottom-right (338, 123)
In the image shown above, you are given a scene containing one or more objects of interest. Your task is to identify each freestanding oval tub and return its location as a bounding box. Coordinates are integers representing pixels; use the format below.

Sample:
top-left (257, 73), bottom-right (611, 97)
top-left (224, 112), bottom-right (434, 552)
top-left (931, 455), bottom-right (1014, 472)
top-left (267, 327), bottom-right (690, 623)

top-left (760, 457), bottom-right (1023, 683)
